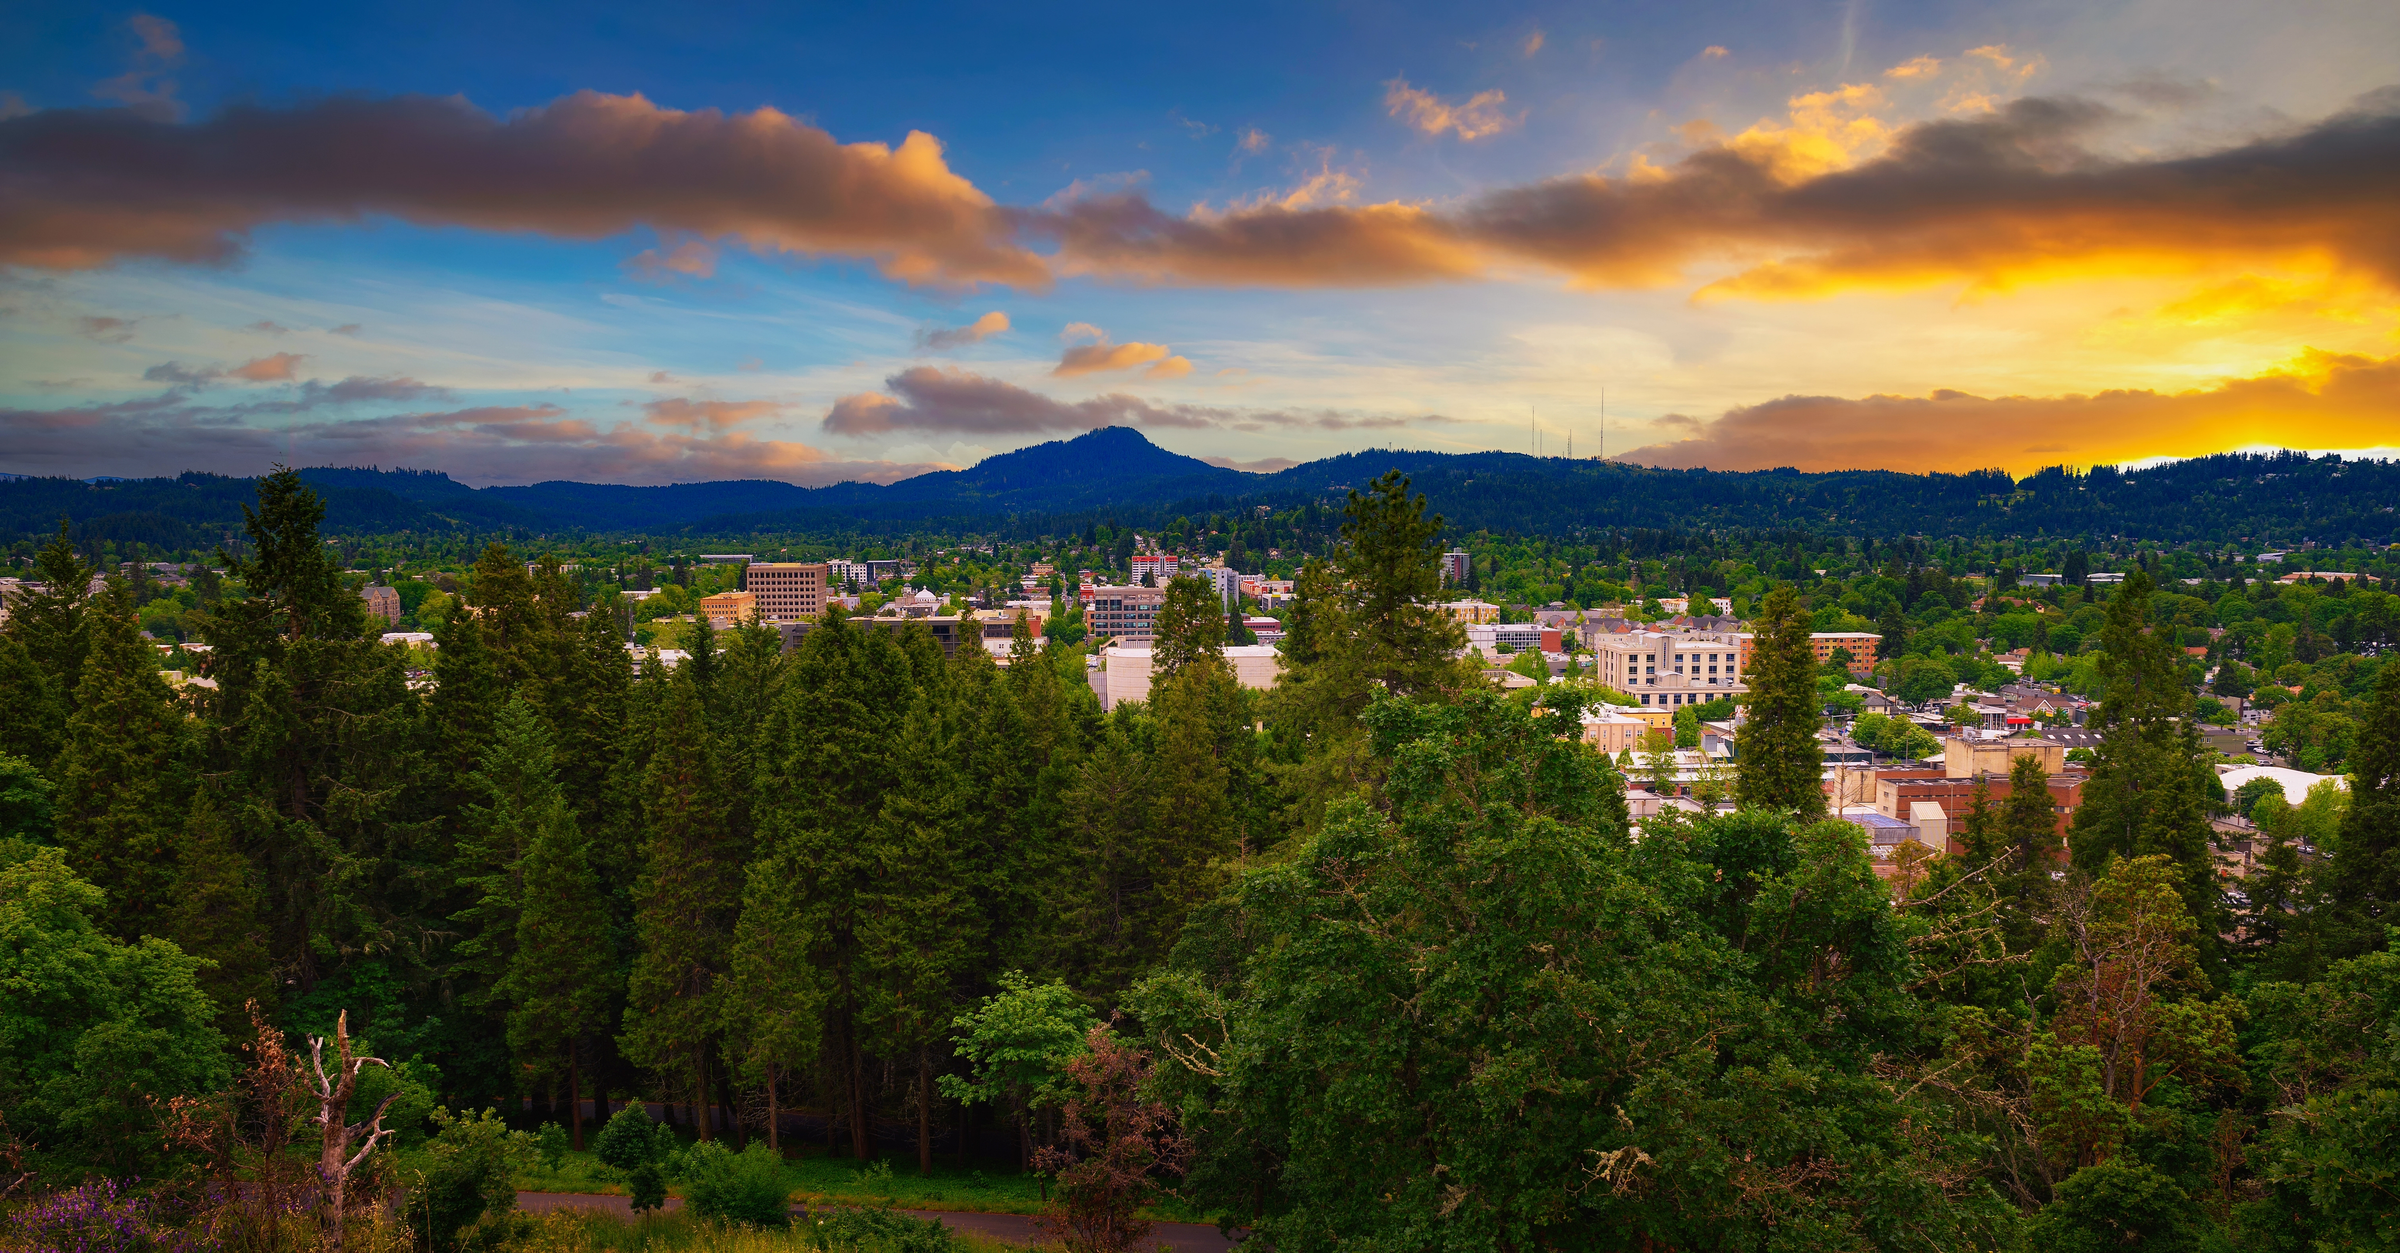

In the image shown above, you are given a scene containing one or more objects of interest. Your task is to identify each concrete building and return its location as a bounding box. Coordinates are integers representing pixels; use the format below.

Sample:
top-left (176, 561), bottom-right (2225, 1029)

top-left (360, 585), bottom-right (401, 624)
top-left (1129, 554), bottom-right (1180, 584)
top-left (1467, 623), bottom-right (1561, 653)
top-left (1589, 631), bottom-right (1750, 710)
top-left (1579, 707), bottom-right (1648, 754)
top-left (1439, 600), bottom-right (1503, 624)
top-left (1441, 550), bottom-right (1470, 585)
top-left (744, 562), bottom-right (830, 621)
top-left (1194, 564), bottom-right (1239, 607)
top-left (1086, 585), bottom-right (1168, 643)
top-left (699, 590), bottom-right (756, 629)
top-left (1940, 734), bottom-right (2066, 776)
top-left (1093, 644), bottom-right (1282, 710)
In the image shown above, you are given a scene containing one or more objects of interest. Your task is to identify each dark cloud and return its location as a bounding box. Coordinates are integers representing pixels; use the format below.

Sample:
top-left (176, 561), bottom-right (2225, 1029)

top-left (76, 314), bottom-right (137, 341)
top-left (822, 366), bottom-right (1462, 437)
top-left (328, 323), bottom-right (363, 336)
top-left (0, 90), bottom-right (1045, 287)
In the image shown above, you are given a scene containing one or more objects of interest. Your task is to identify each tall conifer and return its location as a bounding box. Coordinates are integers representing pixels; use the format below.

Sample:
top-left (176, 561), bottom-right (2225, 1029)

top-left (55, 581), bottom-right (190, 940)
top-left (1734, 585), bottom-right (1826, 819)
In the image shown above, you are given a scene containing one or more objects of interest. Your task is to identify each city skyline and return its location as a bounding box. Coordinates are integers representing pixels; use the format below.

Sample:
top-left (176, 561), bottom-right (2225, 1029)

top-left (3, 0), bottom-right (2396, 485)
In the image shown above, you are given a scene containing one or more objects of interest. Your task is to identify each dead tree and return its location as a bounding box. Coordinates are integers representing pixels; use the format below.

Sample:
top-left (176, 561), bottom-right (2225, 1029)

top-left (310, 1011), bottom-right (400, 1253)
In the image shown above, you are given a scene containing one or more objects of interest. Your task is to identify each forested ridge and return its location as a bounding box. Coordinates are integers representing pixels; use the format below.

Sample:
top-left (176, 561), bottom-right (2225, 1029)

top-left (8, 436), bottom-right (2398, 548)
top-left (3, 468), bottom-right (2399, 1252)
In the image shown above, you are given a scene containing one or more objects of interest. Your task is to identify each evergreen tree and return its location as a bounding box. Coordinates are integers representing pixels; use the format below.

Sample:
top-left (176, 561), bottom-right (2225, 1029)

top-left (2068, 573), bottom-right (2219, 933)
top-left (53, 581), bottom-right (190, 941)
top-left (159, 789), bottom-right (275, 1026)
top-left (452, 698), bottom-right (576, 1009)
top-left (550, 601), bottom-right (634, 836)
top-left (1152, 576), bottom-right (1226, 679)
top-left (500, 769), bottom-right (615, 1151)
top-left (468, 543), bottom-right (549, 691)
top-left (1876, 599), bottom-right (1908, 668)
top-left (1334, 471), bottom-right (1467, 700)
top-left (2329, 657), bottom-right (2400, 953)
top-left (0, 523), bottom-right (93, 768)
top-left (622, 669), bottom-right (741, 1140)
top-left (1957, 775), bottom-right (2000, 865)
top-left (1059, 725), bottom-right (1163, 992)
top-left (1734, 585), bottom-right (1825, 819)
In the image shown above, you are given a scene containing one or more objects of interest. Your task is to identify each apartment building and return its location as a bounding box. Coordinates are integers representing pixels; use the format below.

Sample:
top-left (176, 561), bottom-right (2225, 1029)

top-left (1086, 585), bottom-right (1168, 642)
top-left (740, 563), bottom-right (829, 621)
top-left (1810, 631), bottom-right (1883, 676)
top-left (1590, 631), bottom-right (1749, 709)
top-left (1441, 550), bottom-right (1470, 585)
top-left (1129, 554), bottom-right (1181, 584)
top-left (1194, 564), bottom-right (1239, 606)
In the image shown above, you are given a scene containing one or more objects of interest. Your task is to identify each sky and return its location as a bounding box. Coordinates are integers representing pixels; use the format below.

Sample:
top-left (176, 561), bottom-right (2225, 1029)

top-left (2, 0), bottom-right (2396, 487)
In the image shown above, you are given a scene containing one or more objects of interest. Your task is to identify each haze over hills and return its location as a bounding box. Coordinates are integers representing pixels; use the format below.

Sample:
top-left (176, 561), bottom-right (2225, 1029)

top-left (3, 428), bottom-right (2397, 548)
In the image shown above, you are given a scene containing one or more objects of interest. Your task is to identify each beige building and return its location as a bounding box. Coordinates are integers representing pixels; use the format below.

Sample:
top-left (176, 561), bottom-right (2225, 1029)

top-left (1589, 631), bottom-right (1749, 711)
top-left (744, 562), bottom-right (830, 621)
top-left (1579, 707), bottom-right (1649, 754)
top-left (1439, 599), bottom-right (1502, 624)
top-left (1941, 734), bottom-right (2066, 776)
top-left (360, 585), bottom-right (401, 624)
top-left (699, 590), bottom-right (755, 629)
top-left (1094, 644), bottom-right (1282, 710)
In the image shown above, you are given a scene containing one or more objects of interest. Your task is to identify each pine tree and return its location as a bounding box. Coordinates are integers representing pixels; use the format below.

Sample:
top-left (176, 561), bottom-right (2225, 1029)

top-left (451, 697), bottom-right (573, 1008)
top-left (1152, 576), bottom-right (1226, 679)
top-left (1877, 600), bottom-right (1908, 670)
top-left (500, 771), bottom-right (616, 1151)
top-left (0, 524), bottom-right (93, 768)
top-left (1734, 585), bottom-right (1825, 819)
top-left (622, 670), bottom-right (741, 1141)
top-left (550, 602), bottom-right (633, 836)
top-left (150, 787), bottom-right (275, 1031)
top-left (2329, 657), bottom-right (2400, 954)
top-left (53, 580), bottom-right (190, 940)
top-left (1957, 776), bottom-right (2000, 865)
top-left (2068, 573), bottom-right (2219, 932)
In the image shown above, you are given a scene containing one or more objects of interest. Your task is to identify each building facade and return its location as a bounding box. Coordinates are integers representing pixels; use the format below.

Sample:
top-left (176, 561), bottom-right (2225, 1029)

top-left (1441, 550), bottom-right (1470, 585)
top-left (1086, 585), bottom-right (1169, 642)
top-left (1094, 643), bottom-right (1283, 710)
top-left (699, 590), bottom-right (755, 629)
top-left (1129, 554), bottom-right (1181, 584)
top-left (360, 585), bottom-right (401, 624)
top-left (1590, 631), bottom-right (1750, 709)
top-left (1468, 623), bottom-right (1561, 653)
top-left (744, 562), bottom-right (830, 621)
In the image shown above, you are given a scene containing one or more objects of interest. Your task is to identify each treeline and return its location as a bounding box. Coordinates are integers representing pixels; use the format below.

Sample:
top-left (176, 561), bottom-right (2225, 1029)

top-left (3, 468), bottom-right (2399, 1251)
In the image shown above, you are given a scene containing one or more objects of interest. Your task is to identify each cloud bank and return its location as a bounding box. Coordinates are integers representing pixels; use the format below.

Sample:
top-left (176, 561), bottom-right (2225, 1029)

top-left (1617, 349), bottom-right (2400, 474)
top-left (0, 90), bottom-right (1045, 287)
top-left (822, 367), bottom-right (1451, 437)
top-left (8, 86), bottom-right (2392, 302)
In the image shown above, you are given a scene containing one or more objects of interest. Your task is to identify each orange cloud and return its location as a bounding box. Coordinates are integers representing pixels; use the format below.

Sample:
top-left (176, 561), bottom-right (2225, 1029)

top-left (916, 310), bottom-right (1009, 350)
top-left (0, 90), bottom-right (1043, 287)
top-left (1884, 56), bottom-right (1942, 80)
top-left (1144, 355), bottom-right (1192, 379)
top-left (228, 352), bottom-right (304, 381)
top-left (642, 397), bottom-right (784, 433)
top-left (1056, 340), bottom-right (1173, 376)
top-left (1035, 91), bottom-right (2400, 299)
top-left (822, 367), bottom-right (1438, 437)
top-left (1616, 349), bottom-right (2400, 474)
top-left (1384, 79), bottom-right (1520, 141)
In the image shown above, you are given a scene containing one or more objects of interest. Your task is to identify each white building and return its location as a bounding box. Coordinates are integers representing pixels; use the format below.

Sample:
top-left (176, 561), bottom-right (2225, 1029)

top-left (1130, 554), bottom-right (1181, 584)
top-left (1093, 644), bottom-right (1283, 710)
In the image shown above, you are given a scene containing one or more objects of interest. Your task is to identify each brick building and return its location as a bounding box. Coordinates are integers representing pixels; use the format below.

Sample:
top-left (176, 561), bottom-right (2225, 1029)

top-left (744, 562), bottom-right (830, 621)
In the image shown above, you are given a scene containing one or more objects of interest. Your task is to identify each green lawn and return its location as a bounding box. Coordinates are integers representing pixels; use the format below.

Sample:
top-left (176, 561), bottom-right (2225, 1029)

top-left (514, 1145), bottom-right (1212, 1224)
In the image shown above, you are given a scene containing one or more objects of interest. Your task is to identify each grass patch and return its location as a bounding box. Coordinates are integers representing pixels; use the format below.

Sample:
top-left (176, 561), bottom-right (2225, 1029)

top-left (512, 1207), bottom-right (1046, 1252)
top-left (510, 1147), bottom-right (1215, 1226)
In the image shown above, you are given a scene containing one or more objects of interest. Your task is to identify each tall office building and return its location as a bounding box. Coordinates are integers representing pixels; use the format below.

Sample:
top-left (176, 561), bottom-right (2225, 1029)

top-left (743, 563), bottom-right (830, 621)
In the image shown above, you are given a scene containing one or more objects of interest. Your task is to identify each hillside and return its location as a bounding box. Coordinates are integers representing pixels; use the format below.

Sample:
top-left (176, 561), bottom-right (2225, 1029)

top-left (3, 431), bottom-right (2395, 548)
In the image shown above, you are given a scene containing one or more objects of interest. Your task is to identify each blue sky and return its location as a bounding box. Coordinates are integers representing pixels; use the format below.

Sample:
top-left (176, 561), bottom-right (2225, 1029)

top-left (3, 0), bottom-right (2396, 484)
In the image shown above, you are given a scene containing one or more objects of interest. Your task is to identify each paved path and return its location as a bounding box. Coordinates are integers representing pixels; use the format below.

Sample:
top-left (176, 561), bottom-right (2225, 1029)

top-left (515, 1192), bottom-right (1241, 1251)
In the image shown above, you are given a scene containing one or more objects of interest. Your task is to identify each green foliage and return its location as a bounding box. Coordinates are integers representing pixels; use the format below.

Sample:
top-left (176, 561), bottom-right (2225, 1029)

top-left (685, 1140), bottom-right (797, 1228)
top-left (2019, 1162), bottom-right (2196, 1253)
top-left (938, 971), bottom-right (1097, 1121)
top-left (594, 1105), bottom-right (679, 1213)
top-left (0, 846), bottom-right (227, 1175)
top-left (805, 1205), bottom-right (963, 1253)
top-left (1132, 692), bottom-right (1996, 1250)
top-left (412, 1106), bottom-right (535, 1253)
top-left (536, 1121), bottom-right (570, 1172)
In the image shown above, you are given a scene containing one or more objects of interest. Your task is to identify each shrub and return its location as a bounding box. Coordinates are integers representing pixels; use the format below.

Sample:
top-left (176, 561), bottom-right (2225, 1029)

top-left (683, 1140), bottom-right (792, 1228)
top-left (806, 1206), bottom-right (960, 1253)
top-left (591, 1106), bottom-right (677, 1213)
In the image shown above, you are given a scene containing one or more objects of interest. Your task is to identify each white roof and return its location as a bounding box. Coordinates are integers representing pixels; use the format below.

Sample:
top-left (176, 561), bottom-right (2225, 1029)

top-left (2216, 764), bottom-right (2345, 802)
